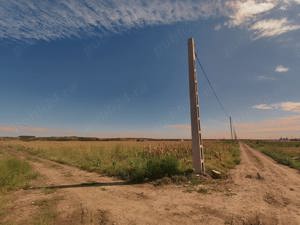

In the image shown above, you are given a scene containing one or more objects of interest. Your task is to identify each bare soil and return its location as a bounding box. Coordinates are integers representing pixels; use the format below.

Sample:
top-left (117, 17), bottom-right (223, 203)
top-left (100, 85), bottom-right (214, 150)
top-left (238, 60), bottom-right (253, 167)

top-left (2, 143), bottom-right (300, 225)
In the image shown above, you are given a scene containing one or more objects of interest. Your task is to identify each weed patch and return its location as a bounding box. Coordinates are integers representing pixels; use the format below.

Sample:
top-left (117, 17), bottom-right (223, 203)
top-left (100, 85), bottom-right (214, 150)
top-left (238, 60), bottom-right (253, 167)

top-left (0, 155), bottom-right (38, 193)
top-left (32, 197), bottom-right (61, 225)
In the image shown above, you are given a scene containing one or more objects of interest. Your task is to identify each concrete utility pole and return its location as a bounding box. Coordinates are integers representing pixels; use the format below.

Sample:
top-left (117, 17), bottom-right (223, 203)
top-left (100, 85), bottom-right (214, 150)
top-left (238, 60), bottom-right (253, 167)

top-left (234, 128), bottom-right (238, 140)
top-left (230, 116), bottom-right (233, 140)
top-left (188, 38), bottom-right (205, 174)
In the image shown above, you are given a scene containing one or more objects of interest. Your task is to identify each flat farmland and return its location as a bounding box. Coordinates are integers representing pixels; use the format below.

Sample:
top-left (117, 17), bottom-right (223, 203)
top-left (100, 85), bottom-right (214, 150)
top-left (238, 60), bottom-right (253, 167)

top-left (1, 140), bottom-right (300, 225)
top-left (0, 139), bottom-right (240, 182)
top-left (247, 140), bottom-right (300, 170)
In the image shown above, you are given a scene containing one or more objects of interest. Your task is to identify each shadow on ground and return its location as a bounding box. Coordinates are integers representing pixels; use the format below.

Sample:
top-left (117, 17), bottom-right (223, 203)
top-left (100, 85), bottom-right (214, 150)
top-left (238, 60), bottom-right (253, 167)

top-left (26, 181), bottom-right (130, 190)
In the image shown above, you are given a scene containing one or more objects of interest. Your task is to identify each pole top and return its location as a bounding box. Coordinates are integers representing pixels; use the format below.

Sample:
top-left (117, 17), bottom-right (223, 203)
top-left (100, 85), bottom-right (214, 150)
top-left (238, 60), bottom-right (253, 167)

top-left (188, 37), bottom-right (194, 43)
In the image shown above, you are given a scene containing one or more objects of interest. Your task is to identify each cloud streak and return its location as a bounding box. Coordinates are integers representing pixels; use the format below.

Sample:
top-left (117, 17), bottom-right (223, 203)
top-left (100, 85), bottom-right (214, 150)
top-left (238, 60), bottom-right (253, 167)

top-left (250, 18), bottom-right (300, 39)
top-left (225, 0), bottom-right (277, 27)
top-left (225, 0), bottom-right (300, 39)
top-left (253, 101), bottom-right (300, 113)
top-left (256, 75), bottom-right (276, 81)
top-left (1, 124), bottom-right (84, 137)
top-left (236, 115), bottom-right (300, 138)
top-left (275, 65), bottom-right (289, 73)
top-left (0, 0), bottom-right (224, 41)
top-left (0, 0), bottom-right (299, 41)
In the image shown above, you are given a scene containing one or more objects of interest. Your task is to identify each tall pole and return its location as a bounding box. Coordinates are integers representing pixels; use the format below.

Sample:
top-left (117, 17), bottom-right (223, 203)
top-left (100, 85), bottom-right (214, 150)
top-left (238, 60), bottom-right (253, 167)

top-left (188, 38), bottom-right (205, 174)
top-left (230, 116), bottom-right (233, 140)
top-left (234, 128), bottom-right (238, 140)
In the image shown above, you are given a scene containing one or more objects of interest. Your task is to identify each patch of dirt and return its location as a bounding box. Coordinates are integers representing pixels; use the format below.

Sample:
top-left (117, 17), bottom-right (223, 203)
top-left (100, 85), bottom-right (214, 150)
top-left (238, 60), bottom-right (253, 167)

top-left (264, 192), bottom-right (290, 207)
top-left (2, 143), bottom-right (300, 225)
top-left (226, 213), bottom-right (279, 225)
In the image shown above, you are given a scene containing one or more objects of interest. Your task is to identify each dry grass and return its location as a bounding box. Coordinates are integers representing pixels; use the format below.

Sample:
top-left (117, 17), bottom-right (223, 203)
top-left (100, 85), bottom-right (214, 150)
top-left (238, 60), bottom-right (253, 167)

top-left (0, 139), bottom-right (240, 182)
top-left (0, 152), bottom-right (38, 224)
top-left (0, 152), bottom-right (38, 193)
top-left (248, 140), bottom-right (300, 170)
top-left (32, 197), bottom-right (62, 225)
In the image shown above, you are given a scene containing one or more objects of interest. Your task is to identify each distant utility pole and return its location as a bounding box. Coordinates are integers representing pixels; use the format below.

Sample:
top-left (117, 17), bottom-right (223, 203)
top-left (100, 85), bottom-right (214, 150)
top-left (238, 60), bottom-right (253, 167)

top-left (230, 116), bottom-right (233, 140)
top-left (234, 128), bottom-right (238, 140)
top-left (188, 38), bottom-right (205, 175)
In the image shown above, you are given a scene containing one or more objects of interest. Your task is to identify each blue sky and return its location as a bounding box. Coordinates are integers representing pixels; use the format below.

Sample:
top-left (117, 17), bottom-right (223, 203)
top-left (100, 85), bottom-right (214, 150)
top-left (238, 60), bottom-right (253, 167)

top-left (0, 0), bottom-right (300, 139)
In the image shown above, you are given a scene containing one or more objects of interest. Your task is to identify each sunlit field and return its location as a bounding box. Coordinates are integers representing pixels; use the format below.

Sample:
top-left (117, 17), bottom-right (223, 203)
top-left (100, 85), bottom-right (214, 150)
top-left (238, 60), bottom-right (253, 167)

top-left (0, 151), bottom-right (38, 221)
top-left (0, 139), bottom-right (239, 182)
top-left (247, 140), bottom-right (300, 170)
top-left (0, 152), bottom-right (37, 193)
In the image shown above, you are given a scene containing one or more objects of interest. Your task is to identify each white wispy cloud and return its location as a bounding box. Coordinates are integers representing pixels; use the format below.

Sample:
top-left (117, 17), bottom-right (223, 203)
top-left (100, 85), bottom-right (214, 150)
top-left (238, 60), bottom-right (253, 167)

top-left (257, 75), bottom-right (276, 81)
top-left (224, 0), bottom-right (300, 39)
top-left (0, 0), bottom-right (225, 41)
top-left (0, 0), bottom-right (299, 41)
top-left (253, 101), bottom-right (300, 112)
top-left (225, 0), bottom-right (277, 27)
top-left (253, 104), bottom-right (274, 110)
top-left (275, 65), bottom-right (289, 73)
top-left (214, 24), bottom-right (222, 31)
top-left (250, 18), bottom-right (300, 39)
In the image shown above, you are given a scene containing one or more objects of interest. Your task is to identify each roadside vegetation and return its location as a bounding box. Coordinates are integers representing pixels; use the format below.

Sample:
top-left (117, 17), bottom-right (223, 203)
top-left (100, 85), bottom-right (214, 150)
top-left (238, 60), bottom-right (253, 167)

top-left (247, 140), bottom-right (300, 170)
top-left (31, 197), bottom-right (62, 225)
top-left (0, 152), bottom-right (38, 224)
top-left (0, 139), bottom-right (240, 182)
top-left (0, 153), bottom-right (37, 193)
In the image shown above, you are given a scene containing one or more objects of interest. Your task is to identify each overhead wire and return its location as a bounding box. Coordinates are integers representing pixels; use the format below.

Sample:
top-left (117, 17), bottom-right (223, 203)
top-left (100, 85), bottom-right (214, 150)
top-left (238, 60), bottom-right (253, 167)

top-left (195, 49), bottom-right (238, 139)
top-left (195, 51), bottom-right (229, 118)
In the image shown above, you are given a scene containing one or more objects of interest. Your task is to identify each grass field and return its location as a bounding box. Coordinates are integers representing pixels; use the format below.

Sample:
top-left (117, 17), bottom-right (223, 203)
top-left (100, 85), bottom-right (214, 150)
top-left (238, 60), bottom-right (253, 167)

top-left (247, 140), bottom-right (300, 170)
top-left (0, 152), bottom-right (38, 193)
top-left (0, 139), bottom-right (240, 182)
top-left (0, 152), bottom-right (38, 223)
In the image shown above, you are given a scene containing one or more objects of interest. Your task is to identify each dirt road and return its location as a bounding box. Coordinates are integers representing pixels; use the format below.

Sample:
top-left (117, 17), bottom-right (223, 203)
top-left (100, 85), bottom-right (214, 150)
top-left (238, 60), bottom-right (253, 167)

top-left (3, 143), bottom-right (300, 225)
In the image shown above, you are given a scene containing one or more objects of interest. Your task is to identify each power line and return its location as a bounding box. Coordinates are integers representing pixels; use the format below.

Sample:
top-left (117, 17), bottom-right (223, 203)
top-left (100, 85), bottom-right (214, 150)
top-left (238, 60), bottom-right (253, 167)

top-left (194, 50), bottom-right (230, 118)
top-left (195, 49), bottom-right (239, 140)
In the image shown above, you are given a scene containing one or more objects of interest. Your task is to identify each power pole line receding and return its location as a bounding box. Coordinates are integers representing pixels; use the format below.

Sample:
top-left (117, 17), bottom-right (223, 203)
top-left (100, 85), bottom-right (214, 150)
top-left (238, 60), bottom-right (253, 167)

top-left (194, 46), bottom-right (236, 141)
top-left (188, 38), bottom-right (205, 175)
top-left (230, 116), bottom-right (233, 140)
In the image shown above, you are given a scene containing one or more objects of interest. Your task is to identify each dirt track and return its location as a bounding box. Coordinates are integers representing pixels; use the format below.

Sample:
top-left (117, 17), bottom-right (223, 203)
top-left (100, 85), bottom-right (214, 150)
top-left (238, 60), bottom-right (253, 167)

top-left (3, 143), bottom-right (300, 225)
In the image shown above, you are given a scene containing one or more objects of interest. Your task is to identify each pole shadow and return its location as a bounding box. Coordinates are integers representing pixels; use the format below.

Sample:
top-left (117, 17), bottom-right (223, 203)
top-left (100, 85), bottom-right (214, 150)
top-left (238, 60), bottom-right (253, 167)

top-left (26, 181), bottom-right (130, 190)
